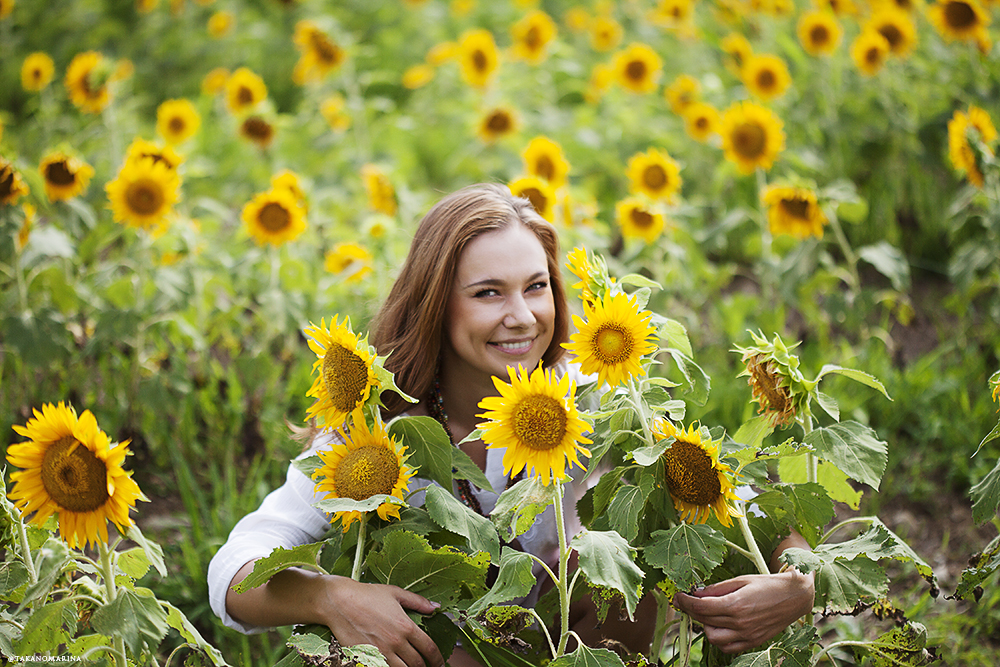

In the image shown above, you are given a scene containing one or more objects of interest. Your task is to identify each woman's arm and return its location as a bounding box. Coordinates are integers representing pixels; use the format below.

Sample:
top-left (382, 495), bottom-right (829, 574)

top-left (226, 562), bottom-right (446, 667)
top-left (672, 531), bottom-right (816, 654)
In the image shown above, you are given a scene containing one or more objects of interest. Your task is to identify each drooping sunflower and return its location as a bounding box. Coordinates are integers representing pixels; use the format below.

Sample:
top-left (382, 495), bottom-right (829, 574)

top-left (613, 42), bottom-right (663, 94)
top-left (65, 51), bottom-right (113, 114)
top-left (124, 137), bottom-right (184, 171)
top-left (321, 94), bottom-right (352, 132)
top-left (402, 64), bottom-right (435, 89)
top-left (616, 197), bottom-right (666, 243)
top-left (742, 53), bottom-right (791, 101)
top-left (39, 151), bottom-right (95, 202)
top-left (797, 10), bottom-right (843, 56)
top-left (683, 102), bottom-right (721, 143)
top-left (509, 175), bottom-right (556, 222)
top-left (242, 187), bottom-right (307, 246)
top-left (719, 101), bottom-right (786, 174)
top-left (225, 67), bottom-right (268, 115)
top-left (239, 115), bottom-right (276, 149)
top-left (478, 106), bottom-right (519, 143)
top-left (292, 20), bottom-right (346, 84)
top-left (948, 106), bottom-right (997, 188)
top-left (477, 365), bottom-right (592, 486)
top-left (850, 30), bottom-right (891, 76)
top-left (761, 184), bottom-right (828, 239)
top-left (734, 330), bottom-right (812, 428)
top-left (313, 411), bottom-right (415, 531)
top-left (156, 98), bottom-right (201, 145)
top-left (664, 73), bottom-right (700, 115)
top-left (720, 32), bottom-right (753, 75)
top-left (304, 317), bottom-right (381, 430)
top-left (928, 0), bottom-right (990, 42)
top-left (22, 52), bottom-right (55, 91)
top-left (106, 157), bottom-right (180, 231)
top-left (626, 149), bottom-right (682, 202)
top-left (590, 15), bottom-right (623, 51)
top-left (1, 158), bottom-right (31, 206)
top-left (865, 7), bottom-right (918, 57)
top-left (361, 164), bottom-right (397, 217)
top-left (325, 241), bottom-right (374, 283)
top-left (652, 420), bottom-right (742, 527)
top-left (7, 402), bottom-right (145, 549)
top-left (563, 290), bottom-right (658, 388)
top-left (522, 136), bottom-right (570, 188)
top-left (458, 28), bottom-right (500, 88)
top-left (511, 9), bottom-right (557, 64)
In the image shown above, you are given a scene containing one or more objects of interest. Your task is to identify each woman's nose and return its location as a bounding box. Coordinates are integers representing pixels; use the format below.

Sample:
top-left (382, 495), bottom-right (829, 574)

top-left (503, 294), bottom-right (537, 328)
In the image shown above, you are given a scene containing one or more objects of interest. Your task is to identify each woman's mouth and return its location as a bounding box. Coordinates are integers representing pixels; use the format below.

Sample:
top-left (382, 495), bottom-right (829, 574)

top-left (492, 339), bottom-right (534, 354)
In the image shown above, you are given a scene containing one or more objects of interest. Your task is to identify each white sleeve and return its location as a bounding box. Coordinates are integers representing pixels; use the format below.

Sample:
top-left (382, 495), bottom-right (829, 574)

top-left (207, 436), bottom-right (335, 634)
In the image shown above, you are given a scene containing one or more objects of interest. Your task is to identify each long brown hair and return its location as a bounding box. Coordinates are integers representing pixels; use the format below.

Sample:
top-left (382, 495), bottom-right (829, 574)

top-left (371, 183), bottom-right (569, 417)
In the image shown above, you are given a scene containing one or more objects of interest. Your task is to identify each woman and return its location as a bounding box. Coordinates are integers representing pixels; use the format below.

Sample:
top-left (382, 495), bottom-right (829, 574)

top-left (207, 184), bottom-right (814, 667)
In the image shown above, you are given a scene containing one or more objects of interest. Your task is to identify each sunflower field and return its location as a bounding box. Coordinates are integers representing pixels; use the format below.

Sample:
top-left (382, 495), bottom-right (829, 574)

top-left (2, 0), bottom-right (1000, 664)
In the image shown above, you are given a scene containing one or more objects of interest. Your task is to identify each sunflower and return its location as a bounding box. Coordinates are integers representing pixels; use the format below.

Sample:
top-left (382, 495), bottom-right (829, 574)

top-left (948, 106), bottom-right (997, 188)
top-left (0, 0), bottom-right (12, 18)
top-left (201, 67), bottom-right (230, 96)
top-left (733, 330), bottom-right (814, 428)
top-left (225, 67), bottom-right (267, 115)
top-left (22, 52), bottom-right (55, 91)
top-left (304, 317), bottom-right (381, 430)
top-left (616, 197), bottom-right (666, 243)
top-left (627, 149), bottom-right (682, 202)
top-left (761, 184), bottom-right (828, 239)
top-left (720, 33), bottom-right (753, 74)
top-left (321, 94), bottom-right (352, 132)
top-left (402, 64), bottom-right (435, 89)
top-left (16, 203), bottom-right (35, 251)
top-left (242, 187), bottom-right (307, 246)
top-left (106, 157), bottom-right (180, 231)
top-left (564, 7), bottom-right (591, 33)
top-left (65, 51), bottom-right (113, 114)
top-left (271, 169), bottom-right (309, 211)
top-left (325, 241), bottom-right (374, 283)
top-left (426, 41), bottom-right (459, 65)
top-left (313, 411), bottom-right (415, 530)
top-left (585, 63), bottom-right (615, 104)
top-left (156, 98), bottom-right (201, 145)
top-left (683, 102), bottom-right (721, 143)
top-left (509, 176), bottom-right (556, 222)
top-left (865, 7), bottom-right (918, 57)
top-left (565, 246), bottom-right (612, 308)
top-left (361, 164), bottom-right (397, 217)
top-left (613, 43), bottom-right (662, 94)
top-left (1, 158), bottom-right (31, 206)
top-left (124, 137), bottom-right (184, 171)
top-left (523, 136), bottom-right (570, 188)
top-left (207, 10), bottom-right (234, 38)
top-left (292, 20), bottom-right (346, 84)
top-left (928, 0), bottom-right (990, 42)
top-left (652, 421), bottom-right (742, 527)
top-left (7, 402), bottom-right (145, 549)
top-left (719, 101), bottom-right (786, 174)
top-left (511, 9), bottom-right (557, 64)
top-left (850, 30), bottom-right (891, 76)
top-left (590, 15), bottom-right (623, 51)
top-left (798, 10), bottom-right (843, 55)
top-left (564, 290), bottom-right (658, 388)
top-left (817, 0), bottom-right (859, 15)
top-left (478, 106), bottom-right (519, 143)
top-left (458, 28), bottom-right (500, 88)
top-left (664, 74), bottom-right (700, 115)
top-left (239, 116), bottom-right (276, 148)
top-left (650, 0), bottom-right (697, 35)
top-left (477, 365), bottom-right (592, 486)
top-left (40, 151), bottom-right (95, 202)
top-left (742, 53), bottom-right (791, 101)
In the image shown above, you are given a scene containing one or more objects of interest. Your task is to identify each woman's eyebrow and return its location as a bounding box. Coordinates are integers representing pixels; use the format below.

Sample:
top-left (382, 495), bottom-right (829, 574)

top-left (462, 271), bottom-right (548, 290)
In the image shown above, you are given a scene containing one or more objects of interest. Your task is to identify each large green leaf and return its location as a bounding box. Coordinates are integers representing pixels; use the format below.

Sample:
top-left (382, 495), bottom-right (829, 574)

top-left (952, 534), bottom-right (999, 601)
top-left (452, 446), bottom-right (495, 494)
top-left (729, 415), bottom-right (776, 454)
top-left (0, 561), bottom-right (29, 596)
top-left (117, 546), bottom-right (153, 582)
top-left (866, 622), bottom-right (935, 667)
top-left (778, 455), bottom-right (862, 509)
top-left (729, 626), bottom-right (816, 667)
top-left (14, 599), bottom-right (76, 655)
top-left (286, 631), bottom-right (332, 658)
top-left (571, 529), bottom-right (644, 619)
top-left (367, 530), bottom-right (489, 609)
top-left (468, 548), bottom-right (537, 616)
top-left (658, 318), bottom-right (693, 358)
top-left (90, 589), bottom-right (170, 656)
top-left (606, 480), bottom-right (651, 542)
top-left (816, 365), bottom-right (891, 400)
top-left (344, 644), bottom-right (391, 667)
top-left (424, 485), bottom-right (500, 561)
top-left (313, 493), bottom-right (399, 516)
top-left (970, 456), bottom-right (1000, 524)
top-left (549, 643), bottom-right (627, 667)
top-left (232, 542), bottom-right (326, 593)
top-left (163, 601), bottom-right (230, 666)
top-left (643, 524), bottom-right (727, 592)
top-left (868, 518), bottom-right (937, 589)
top-left (19, 537), bottom-right (70, 611)
top-left (390, 416), bottom-right (455, 491)
top-left (804, 422), bottom-right (887, 490)
top-left (491, 476), bottom-right (558, 542)
top-left (773, 483), bottom-right (835, 547)
top-left (665, 349), bottom-right (710, 407)
top-left (730, 437), bottom-right (807, 474)
top-left (780, 549), bottom-right (888, 613)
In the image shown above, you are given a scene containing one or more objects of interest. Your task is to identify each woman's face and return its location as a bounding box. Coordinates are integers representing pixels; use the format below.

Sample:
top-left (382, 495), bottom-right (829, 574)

top-left (442, 223), bottom-right (556, 391)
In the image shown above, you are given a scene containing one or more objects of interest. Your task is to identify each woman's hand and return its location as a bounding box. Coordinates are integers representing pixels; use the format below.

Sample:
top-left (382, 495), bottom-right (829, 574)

top-left (672, 569), bottom-right (815, 654)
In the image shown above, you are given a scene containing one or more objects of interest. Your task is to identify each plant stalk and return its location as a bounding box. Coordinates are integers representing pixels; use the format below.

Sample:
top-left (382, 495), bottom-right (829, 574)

top-left (649, 587), bottom-right (670, 663)
top-left (15, 512), bottom-right (38, 585)
top-left (553, 482), bottom-right (572, 657)
top-left (351, 513), bottom-right (369, 581)
top-left (677, 610), bottom-right (691, 667)
top-left (736, 508), bottom-right (771, 575)
top-left (99, 541), bottom-right (127, 667)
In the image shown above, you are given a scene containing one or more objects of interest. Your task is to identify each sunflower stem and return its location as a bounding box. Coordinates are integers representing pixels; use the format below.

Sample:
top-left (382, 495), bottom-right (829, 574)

top-left (799, 415), bottom-right (817, 486)
top-left (736, 506), bottom-right (770, 575)
top-left (827, 211), bottom-right (861, 295)
top-left (649, 586), bottom-right (670, 663)
top-left (677, 610), bottom-right (692, 667)
top-left (527, 607), bottom-right (558, 660)
top-left (99, 541), bottom-right (128, 667)
top-left (755, 167), bottom-right (777, 305)
top-left (553, 481), bottom-right (572, 657)
top-left (15, 511), bottom-right (38, 585)
top-left (351, 513), bottom-right (368, 581)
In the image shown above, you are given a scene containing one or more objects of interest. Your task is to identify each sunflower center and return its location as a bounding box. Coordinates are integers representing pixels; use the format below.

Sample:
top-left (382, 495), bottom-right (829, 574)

top-left (242, 117), bottom-right (273, 140)
top-left (643, 164), bottom-right (668, 190)
top-left (944, 1), bottom-right (976, 28)
top-left (511, 394), bottom-right (568, 451)
top-left (487, 111), bottom-right (512, 133)
top-left (694, 116), bottom-right (709, 130)
top-left (126, 178), bottom-right (165, 216)
top-left (258, 202), bottom-right (291, 232)
top-left (334, 445), bottom-right (399, 501)
top-left (626, 60), bottom-right (648, 82)
top-left (663, 440), bottom-right (722, 506)
top-left (322, 343), bottom-right (370, 412)
top-left (45, 161), bottom-right (76, 186)
top-left (0, 169), bottom-right (13, 198)
top-left (520, 187), bottom-right (548, 215)
top-left (594, 324), bottom-right (634, 363)
top-left (312, 35), bottom-right (342, 65)
top-left (629, 207), bottom-right (655, 229)
top-left (525, 26), bottom-right (542, 50)
top-left (732, 122), bottom-right (766, 159)
top-left (756, 69), bottom-right (776, 90)
top-left (877, 25), bottom-right (902, 50)
top-left (535, 155), bottom-right (556, 182)
top-left (169, 116), bottom-right (187, 134)
top-left (810, 25), bottom-right (831, 46)
top-left (472, 49), bottom-right (488, 73)
top-left (779, 197), bottom-right (810, 221)
top-left (237, 85), bottom-right (255, 106)
top-left (865, 45), bottom-right (883, 65)
top-left (41, 436), bottom-right (110, 513)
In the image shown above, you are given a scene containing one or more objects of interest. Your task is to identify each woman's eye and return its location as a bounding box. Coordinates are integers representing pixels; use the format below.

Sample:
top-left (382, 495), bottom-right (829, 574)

top-left (474, 288), bottom-right (499, 298)
top-left (528, 281), bottom-right (549, 292)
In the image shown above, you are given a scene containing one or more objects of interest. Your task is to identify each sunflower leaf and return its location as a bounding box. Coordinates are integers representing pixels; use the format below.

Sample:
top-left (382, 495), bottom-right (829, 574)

top-left (804, 422), bottom-right (887, 490)
top-left (952, 534), bottom-right (1000, 601)
top-left (424, 485), bottom-right (500, 561)
top-left (570, 529), bottom-right (644, 620)
top-left (162, 600), bottom-right (230, 666)
top-left (970, 455), bottom-right (1000, 524)
top-left (452, 446), bottom-right (495, 494)
top-left (665, 349), bottom-right (710, 407)
top-left (728, 625), bottom-right (817, 667)
top-left (313, 493), bottom-right (399, 515)
top-left (643, 524), bottom-right (727, 592)
top-left (344, 644), bottom-right (391, 667)
top-left (0, 561), bottom-right (29, 596)
top-left (232, 542), bottom-right (327, 593)
top-left (764, 483), bottom-right (835, 547)
top-left (468, 547), bottom-right (537, 616)
top-left (125, 523), bottom-right (167, 577)
top-left (815, 365), bottom-right (892, 401)
top-left (657, 318), bottom-right (693, 358)
top-left (91, 588), bottom-right (170, 656)
top-left (780, 549), bottom-right (888, 614)
top-left (549, 642), bottom-right (627, 667)
top-left (14, 599), bottom-right (76, 655)
top-left (291, 454), bottom-right (322, 479)
top-left (778, 455), bottom-right (863, 509)
top-left (18, 538), bottom-right (70, 612)
top-left (606, 480), bottom-right (653, 542)
top-left (864, 622), bottom-right (935, 667)
top-left (390, 416), bottom-right (455, 491)
top-left (491, 476), bottom-right (557, 541)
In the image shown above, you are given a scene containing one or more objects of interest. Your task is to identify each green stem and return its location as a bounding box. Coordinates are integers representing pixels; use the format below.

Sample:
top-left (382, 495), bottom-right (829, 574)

top-left (677, 611), bottom-right (691, 667)
top-left (649, 587), bottom-right (670, 663)
top-left (818, 517), bottom-right (874, 546)
top-left (628, 377), bottom-right (655, 447)
top-left (799, 415), bottom-right (817, 486)
top-left (723, 538), bottom-right (756, 562)
top-left (553, 482), bottom-right (572, 657)
top-left (528, 607), bottom-right (558, 660)
top-left (811, 640), bottom-right (869, 666)
top-left (14, 245), bottom-right (28, 314)
top-left (755, 167), bottom-right (776, 304)
top-left (351, 513), bottom-right (368, 581)
top-left (736, 508), bottom-right (770, 575)
top-left (15, 513), bottom-right (38, 585)
top-left (99, 542), bottom-right (127, 667)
